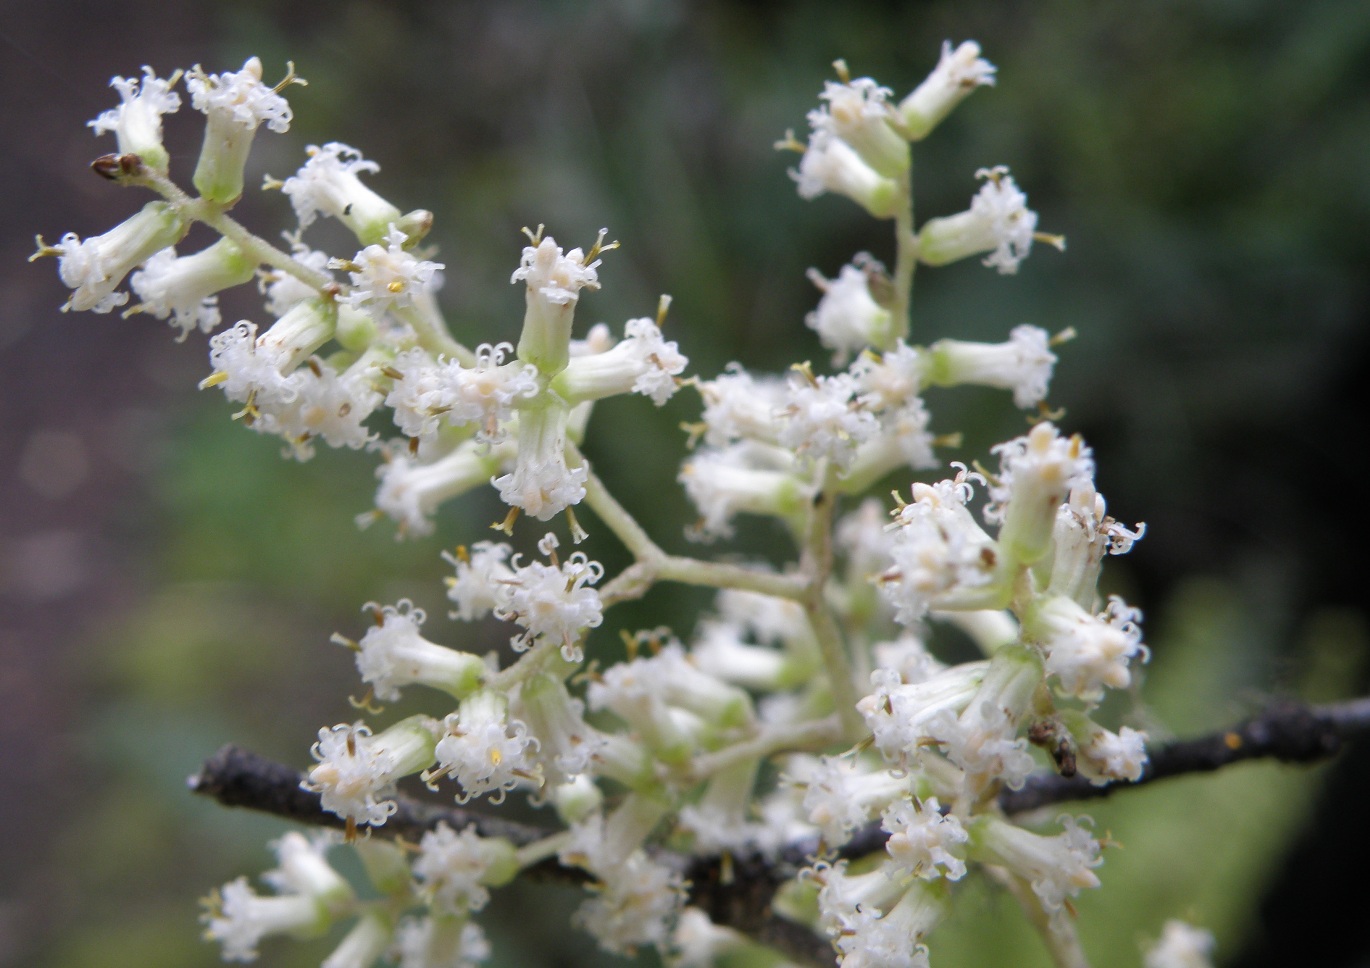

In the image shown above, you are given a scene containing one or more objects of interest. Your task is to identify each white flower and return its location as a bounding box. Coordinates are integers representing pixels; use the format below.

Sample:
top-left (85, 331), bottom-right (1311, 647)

top-left (816, 863), bottom-right (944, 968)
top-left (1077, 723), bottom-right (1149, 784)
top-left (204, 830), bottom-right (352, 962)
top-left (696, 366), bottom-right (788, 449)
top-left (492, 401), bottom-right (587, 521)
top-left (515, 672), bottom-right (608, 785)
top-left (806, 259), bottom-right (894, 361)
top-left (690, 619), bottom-right (796, 693)
top-left (302, 716), bottom-right (437, 827)
top-left (385, 348), bottom-right (457, 440)
top-left (929, 324), bottom-right (1057, 408)
top-left (792, 129), bottom-right (899, 218)
top-left (130, 240), bottom-right (256, 337)
top-left (973, 814), bottom-right (1103, 915)
top-left (188, 58), bottom-right (295, 203)
top-left (590, 641), bottom-right (752, 746)
top-left (494, 533), bottom-right (604, 660)
top-left (882, 797), bottom-right (969, 880)
top-left (511, 234), bottom-right (601, 307)
top-left (270, 355), bottom-right (381, 458)
top-left (788, 755), bottom-right (910, 846)
top-left (899, 40), bottom-right (997, 140)
top-left (282, 142), bottom-right (400, 243)
top-left (688, 588), bottom-right (817, 691)
top-left (572, 851), bottom-right (684, 956)
top-left (395, 917), bottom-right (491, 968)
top-left (444, 541), bottom-right (516, 621)
top-left (203, 877), bottom-right (324, 963)
top-left (1047, 482), bottom-right (1146, 607)
top-left (412, 824), bottom-right (500, 914)
top-left (715, 587), bottom-right (813, 648)
top-left (778, 369), bottom-right (878, 470)
top-left (341, 227), bottom-right (444, 320)
top-left (447, 342), bottom-right (539, 440)
top-left (808, 76), bottom-right (908, 178)
top-left (511, 233), bottom-right (603, 375)
top-left (917, 166), bottom-right (1044, 274)
top-left (88, 66), bottom-right (181, 171)
top-left (47, 201), bottom-right (184, 314)
top-left (431, 694), bottom-right (538, 804)
top-left (923, 645), bottom-right (1042, 795)
top-left (852, 342), bottom-right (928, 412)
top-left (554, 317), bottom-right (688, 406)
top-left (1144, 920), bottom-right (1217, 968)
top-left (986, 422), bottom-right (1095, 566)
top-left (815, 860), bottom-right (903, 935)
top-left (928, 701), bottom-right (1036, 794)
top-left (971, 166), bottom-right (1038, 273)
top-left (188, 56), bottom-right (292, 132)
top-left (350, 600), bottom-right (486, 701)
top-left (679, 441), bottom-right (809, 541)
top-left (1029, 594), bottom-right (1148, 703)
top-left (206, 321), bottom-right (298, 408)
top-left (260, 236), bottom-right (332, 316)
top-left (880, 468), bottom-right (1005, 623)
top-left (370, 441), bottom-right (505, 537)
top-left (260, 831), bottom-right (350, 900)
top-left (855, 663), bottom-right (987, 767)
top-left (832, 892), bottom-right (937, 968)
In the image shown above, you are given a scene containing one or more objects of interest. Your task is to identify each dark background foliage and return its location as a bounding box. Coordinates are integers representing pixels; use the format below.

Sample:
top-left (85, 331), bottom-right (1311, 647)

top-left (1, 1), bottom-right (1367, 966)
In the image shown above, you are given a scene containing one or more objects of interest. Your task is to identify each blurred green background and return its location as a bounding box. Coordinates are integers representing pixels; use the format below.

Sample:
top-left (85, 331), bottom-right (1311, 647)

top-left (2, 1), bottom-right (1368, 966)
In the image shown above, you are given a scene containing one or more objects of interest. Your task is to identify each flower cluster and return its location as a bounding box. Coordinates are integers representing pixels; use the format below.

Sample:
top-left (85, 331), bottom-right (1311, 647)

top-left (36, 43), bottom-right (1201, 968)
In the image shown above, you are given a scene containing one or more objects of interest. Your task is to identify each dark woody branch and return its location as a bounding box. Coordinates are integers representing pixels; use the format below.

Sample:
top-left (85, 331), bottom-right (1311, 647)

top-left (191, 696), bottom-right (1370, 968)
top-left (998, 695), bottom-right (1370, 815)
top-left (190, 745), bottom-right (834, 965)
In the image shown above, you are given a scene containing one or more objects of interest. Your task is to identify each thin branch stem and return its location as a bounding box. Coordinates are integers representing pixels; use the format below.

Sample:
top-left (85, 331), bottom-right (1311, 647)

top-left (688, 715), bottom-right (845, 781)
top-left (992, 868), bottom-right (1092, 968)
top-left (133, 163), bottom-right (336, 291)
top-left (888, 166), bottom-right (917, 345)
top-left (579, 453), bottom-right (809, 607)
top-left (799, 475), bottom-right (863, 738)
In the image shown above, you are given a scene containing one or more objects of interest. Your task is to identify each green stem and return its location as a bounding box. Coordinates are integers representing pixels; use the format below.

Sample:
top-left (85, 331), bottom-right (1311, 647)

top-left (653, 556), bottom-right (807, 600)
top-left (578, 452), bottom-right (664, 561)
top-left (135, 165), bottom-right (335, 291)
top-left (799, 468), bottom-right (863, 738)
top-left (688, 715), bottom-right (843, 781)
top-left (578, 453), bottom-right (808, 607)
top-left (994, 868), bottom-right (1093, 968)
top-left (890, 165), bottom-right (918, 345)
top-left (137, 162), bottom-right (473, 364)
top-left (514, 831), bottom-right (571, 870)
